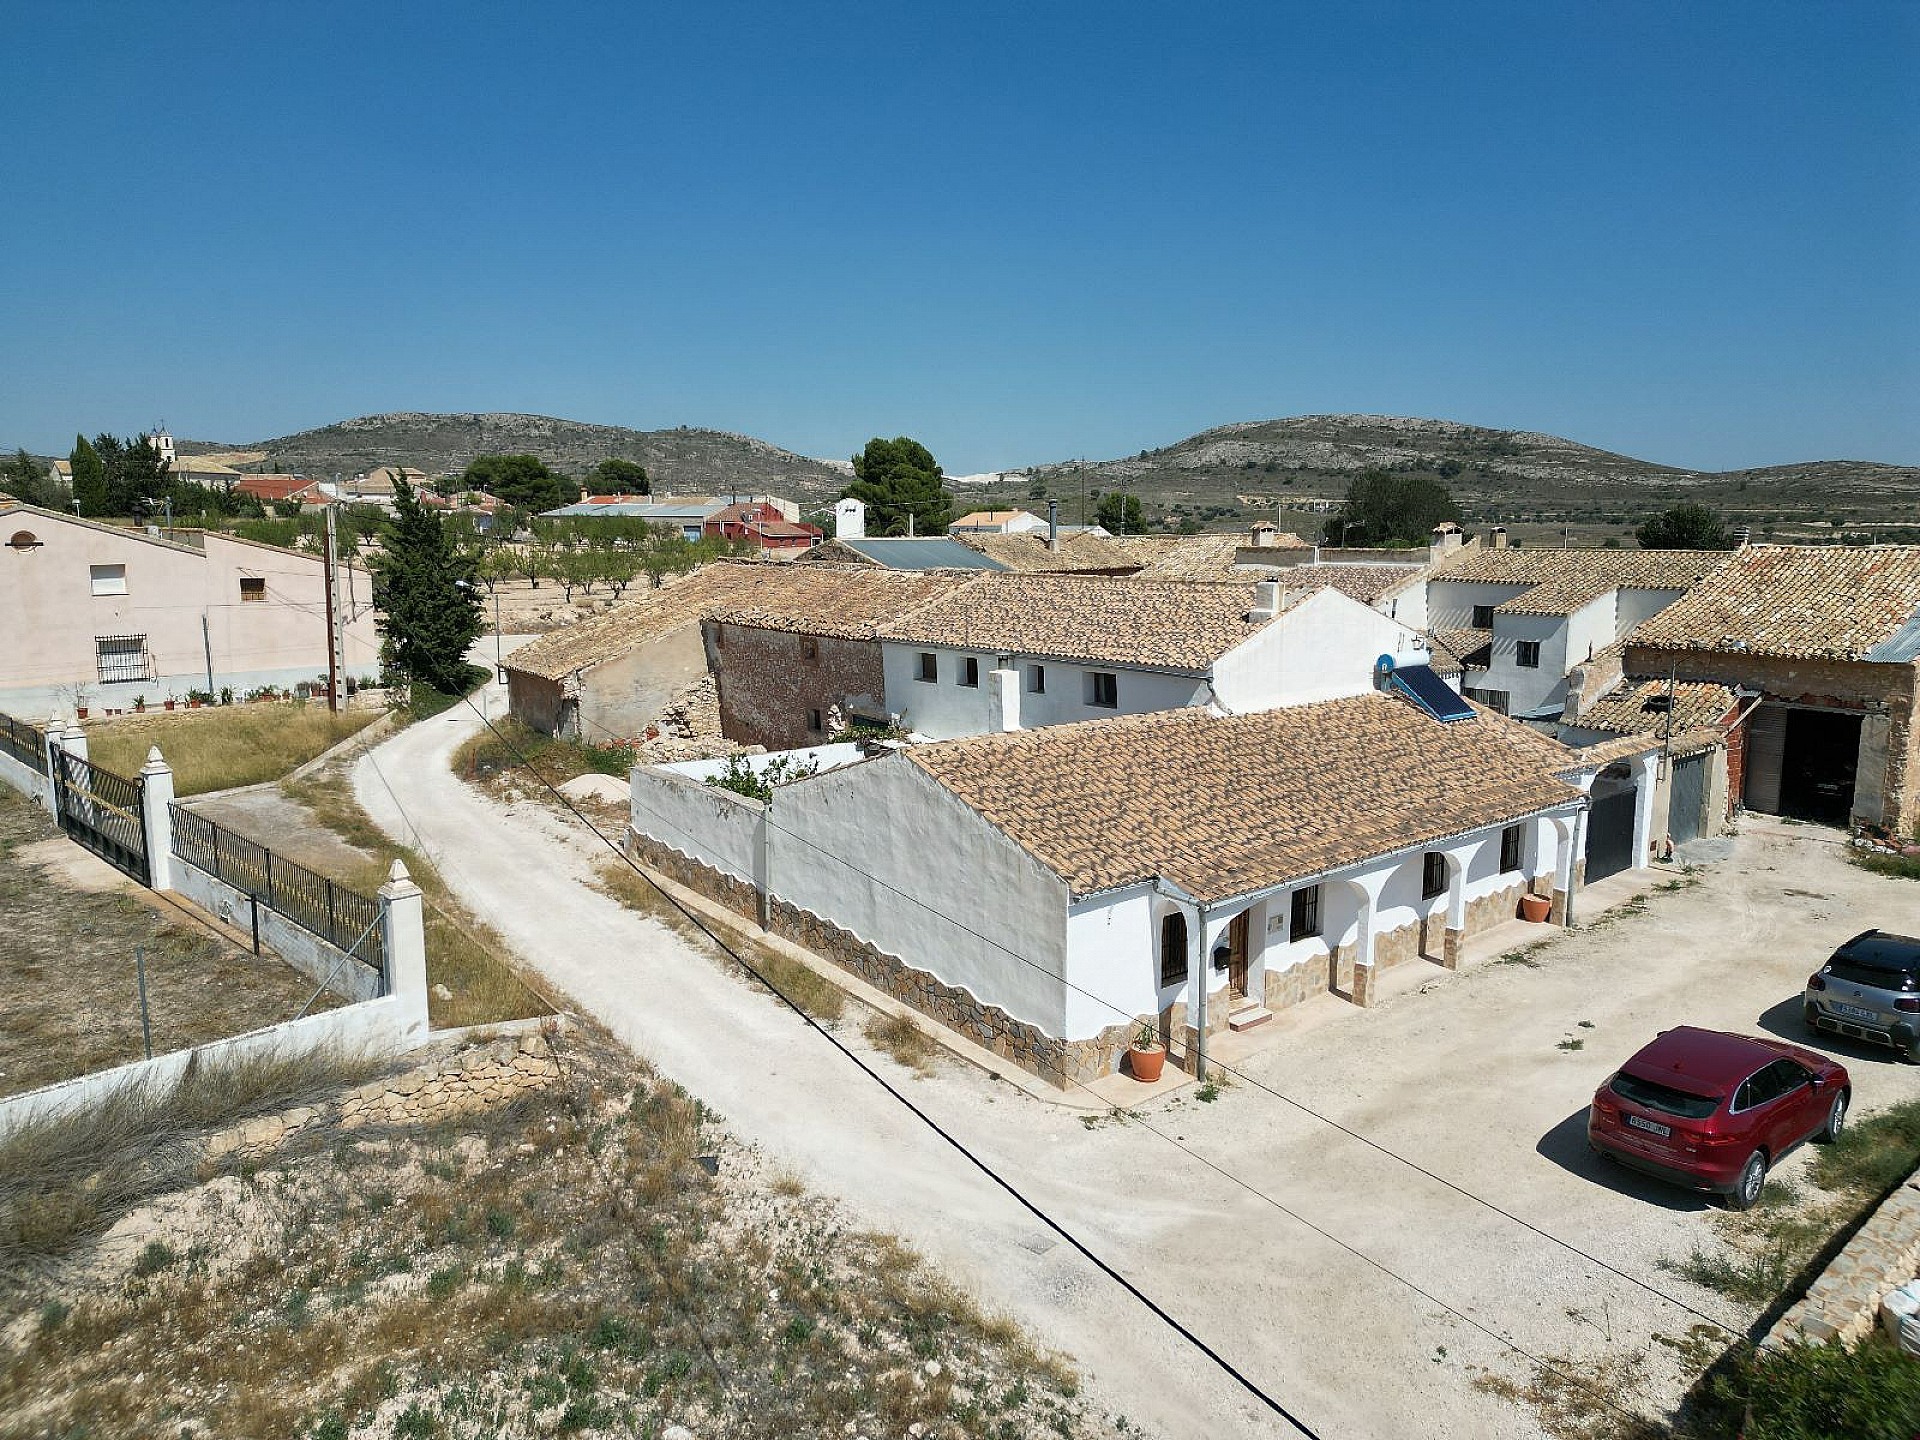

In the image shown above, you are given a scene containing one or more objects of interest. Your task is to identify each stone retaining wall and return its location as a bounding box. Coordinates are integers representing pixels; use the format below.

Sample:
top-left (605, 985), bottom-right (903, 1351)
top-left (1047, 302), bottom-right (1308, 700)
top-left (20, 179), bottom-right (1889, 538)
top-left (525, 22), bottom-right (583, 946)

top-left (1771, 1166), bottom-right (1920, 1346)
top-left (206, 1031), bottom-right (562, 1159)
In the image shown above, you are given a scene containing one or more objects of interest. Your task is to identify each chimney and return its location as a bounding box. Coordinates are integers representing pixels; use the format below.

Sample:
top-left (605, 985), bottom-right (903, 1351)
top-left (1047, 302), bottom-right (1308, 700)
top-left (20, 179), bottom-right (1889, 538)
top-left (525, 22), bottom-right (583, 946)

top-left (1248, 579), bottom-right (1282, 622)
top-left (1250, 521), bottom-right (1276, 548)
top-left (1491, 525), bottom-right (1509, 550)
top-left (834, 496), bottom-right (866, 540)
top-left (986, 663), bottom-right (1021, 732)
top-left (1047, 499), bottom-right (1059, 553)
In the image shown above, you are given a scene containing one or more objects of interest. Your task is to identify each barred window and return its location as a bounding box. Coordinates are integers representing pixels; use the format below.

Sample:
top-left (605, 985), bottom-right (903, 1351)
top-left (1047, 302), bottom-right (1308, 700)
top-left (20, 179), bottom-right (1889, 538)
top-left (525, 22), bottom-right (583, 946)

top-left (239, 576), bottom-right (266, 602)
top-left (1159, 912), bottom-right (1188, 987)
top-left (95, 634), bottom-right (152, 684)
top-left (1423, 852), bottom-right (1448, 899)
top-left (1500, 824), bottom-right (1523, 873)
top-left (1289, 885), bottom-right (1321, 942)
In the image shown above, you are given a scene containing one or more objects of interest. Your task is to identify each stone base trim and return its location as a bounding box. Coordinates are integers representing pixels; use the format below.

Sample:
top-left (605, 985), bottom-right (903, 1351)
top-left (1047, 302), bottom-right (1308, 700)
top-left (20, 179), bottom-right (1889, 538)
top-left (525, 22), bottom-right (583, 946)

top-left (1550, 887), bottom-right (1570, 925)
top-left (627, 830), bottom-right (1123, 1088)
top-left (1442, 927), bottom-right (1463, 969)
top-left (1351, 963), bottom-right (1376, 1008)
top-left (1771, 1167), bottom-right (1920, 1346)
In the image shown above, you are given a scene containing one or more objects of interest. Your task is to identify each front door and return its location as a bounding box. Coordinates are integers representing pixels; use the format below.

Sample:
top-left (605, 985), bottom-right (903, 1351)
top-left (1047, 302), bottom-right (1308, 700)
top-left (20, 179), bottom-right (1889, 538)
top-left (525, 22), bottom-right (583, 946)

top-left (1227, 912), bottom-right (1250, 1000)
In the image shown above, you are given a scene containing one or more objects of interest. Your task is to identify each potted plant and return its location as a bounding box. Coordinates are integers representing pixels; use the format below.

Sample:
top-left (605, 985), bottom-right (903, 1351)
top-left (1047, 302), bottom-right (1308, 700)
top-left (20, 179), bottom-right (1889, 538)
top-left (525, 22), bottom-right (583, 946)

top-left (162, 695), bottom-right (176, 711)
top-left (133, 695), bottom-right (147, 713)
top-left (1127, 1021), bottom-right (1167, 1083)
top-left (219, 686), bottom-right (233, 706)
top-left (1519, 890), bottom-right (1552, 923)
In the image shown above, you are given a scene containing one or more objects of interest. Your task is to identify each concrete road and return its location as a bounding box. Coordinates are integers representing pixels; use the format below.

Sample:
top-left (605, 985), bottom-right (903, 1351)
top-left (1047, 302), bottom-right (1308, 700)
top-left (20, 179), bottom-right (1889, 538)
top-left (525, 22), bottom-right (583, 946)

top-left (353, 691), bottom-right (1920, 1439)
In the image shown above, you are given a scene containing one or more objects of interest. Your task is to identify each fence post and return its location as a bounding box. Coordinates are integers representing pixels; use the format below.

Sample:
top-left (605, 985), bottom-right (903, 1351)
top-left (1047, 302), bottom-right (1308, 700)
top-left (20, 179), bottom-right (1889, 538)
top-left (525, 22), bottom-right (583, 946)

top-left (140, 746), bottom-right (175, 892)
top-left (39, 716), bottom-right (64, 817)
top-left (58, 718), bottom-right (89, 764)
top-left (378, 859), bottom-right (429, 1038)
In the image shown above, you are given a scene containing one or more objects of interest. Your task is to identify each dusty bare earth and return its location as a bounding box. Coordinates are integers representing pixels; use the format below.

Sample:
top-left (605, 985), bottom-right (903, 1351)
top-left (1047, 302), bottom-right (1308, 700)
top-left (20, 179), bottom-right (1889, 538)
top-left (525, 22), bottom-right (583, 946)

top-left (354, 685), bottom-right (1920, 1440)
top-left (0, 789), bottom-right (335, 1100)
top-left (0, 1022), bottom-right (1099, 1440)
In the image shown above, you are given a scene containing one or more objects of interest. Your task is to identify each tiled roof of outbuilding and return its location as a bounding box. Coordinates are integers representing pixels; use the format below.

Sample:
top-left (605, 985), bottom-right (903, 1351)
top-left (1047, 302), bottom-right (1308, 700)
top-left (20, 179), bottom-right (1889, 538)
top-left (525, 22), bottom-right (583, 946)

top-left (879, 573), bottom-right (1285, 670)
top-left (953, 532), bottom-right (1145, 573)
top-left (1432, 548), bottom-right (1731, 617)
top-left (1278, 563), bottom-right (1424, 605)
top-left (1627, 545), bottom-right (1920, 662)
top-left (503, 562), bottom-right (965, 680)
top-left (907, 696), bottom-right (1583, 901)
top-left (1576, 679), bottom-right (1740, 738)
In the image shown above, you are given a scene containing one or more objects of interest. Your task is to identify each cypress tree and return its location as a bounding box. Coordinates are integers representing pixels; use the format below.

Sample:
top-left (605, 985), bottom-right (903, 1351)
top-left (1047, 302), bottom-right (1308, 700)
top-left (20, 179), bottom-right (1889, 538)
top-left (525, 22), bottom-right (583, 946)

top-left (373, 476), bottom-right (484, 694)
top-left (70, 436), bottom-right (108, 517)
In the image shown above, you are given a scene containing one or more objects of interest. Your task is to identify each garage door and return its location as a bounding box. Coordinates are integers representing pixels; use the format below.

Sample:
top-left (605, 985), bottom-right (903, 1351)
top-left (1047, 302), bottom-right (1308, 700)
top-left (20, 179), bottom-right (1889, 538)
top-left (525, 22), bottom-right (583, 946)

top-left (1669, 753), bottom-right (1709, 844)
top-left (1586, 782), bottom-right (1638, 882)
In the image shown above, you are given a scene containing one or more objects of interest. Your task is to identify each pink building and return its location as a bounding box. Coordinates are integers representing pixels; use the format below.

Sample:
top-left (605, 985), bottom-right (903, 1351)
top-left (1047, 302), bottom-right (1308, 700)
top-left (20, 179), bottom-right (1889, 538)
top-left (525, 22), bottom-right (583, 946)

top-left (0, 503), bottom-right (380, 716)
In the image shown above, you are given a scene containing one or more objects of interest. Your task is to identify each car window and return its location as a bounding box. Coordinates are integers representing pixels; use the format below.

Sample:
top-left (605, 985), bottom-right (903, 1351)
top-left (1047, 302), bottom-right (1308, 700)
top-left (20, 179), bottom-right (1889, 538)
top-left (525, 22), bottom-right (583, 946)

top-left (1828, 958), bottom-right (1920, 991)
top-left (1761, 1059), bottom-right (1810, 1102)
top-left (1733, 1077), bottom-right (1757, 1112)
top-left (1610, 1073), bottom-right (1719, 1119)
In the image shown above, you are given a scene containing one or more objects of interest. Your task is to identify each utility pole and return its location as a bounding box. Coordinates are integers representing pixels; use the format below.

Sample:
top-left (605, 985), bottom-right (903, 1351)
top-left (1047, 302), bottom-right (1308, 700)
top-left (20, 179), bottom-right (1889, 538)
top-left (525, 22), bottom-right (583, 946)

top-left (202, 613), bottom-right (215, 699)
top-left (323, 504), bottom-right (346, 713)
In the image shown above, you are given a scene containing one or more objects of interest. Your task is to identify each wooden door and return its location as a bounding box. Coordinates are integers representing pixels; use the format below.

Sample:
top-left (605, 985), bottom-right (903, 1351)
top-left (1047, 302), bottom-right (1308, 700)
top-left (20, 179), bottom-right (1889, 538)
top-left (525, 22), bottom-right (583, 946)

top-left (1227, 912), bottom-right (1250, 1000)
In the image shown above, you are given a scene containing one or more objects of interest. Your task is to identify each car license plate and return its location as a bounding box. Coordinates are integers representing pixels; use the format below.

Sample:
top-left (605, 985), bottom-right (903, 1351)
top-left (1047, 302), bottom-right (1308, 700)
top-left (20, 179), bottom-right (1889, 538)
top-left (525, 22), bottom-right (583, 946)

top-left (1626, 1114), bottom-right (1671, 1138)
top-left (1833, 1003), bottom-right (1878, 1022)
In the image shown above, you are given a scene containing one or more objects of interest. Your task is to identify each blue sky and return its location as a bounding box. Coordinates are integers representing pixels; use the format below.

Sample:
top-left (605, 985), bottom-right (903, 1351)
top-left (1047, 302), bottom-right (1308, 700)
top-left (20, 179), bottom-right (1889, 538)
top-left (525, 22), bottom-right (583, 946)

top-left (4, 2), bottom-right (1913, 474)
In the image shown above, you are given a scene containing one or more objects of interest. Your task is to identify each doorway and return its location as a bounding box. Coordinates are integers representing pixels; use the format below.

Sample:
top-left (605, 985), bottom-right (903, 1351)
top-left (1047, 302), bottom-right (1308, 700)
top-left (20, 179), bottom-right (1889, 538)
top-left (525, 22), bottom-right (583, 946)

top-left (1225, 912), bottom-right (1250, 1001)
top-left (1779, 708), bottom-right (1861, 825)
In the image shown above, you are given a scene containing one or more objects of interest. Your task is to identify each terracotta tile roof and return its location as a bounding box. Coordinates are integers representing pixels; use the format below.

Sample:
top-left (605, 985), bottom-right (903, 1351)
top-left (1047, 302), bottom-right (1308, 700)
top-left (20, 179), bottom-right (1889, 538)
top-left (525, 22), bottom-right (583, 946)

top-left (234, 474), bottom-right (321, 503)
top-left (950, 510), bottom-right (1042, 529)
top-left (1627, 545), bottom-right (1920, 662)
top-left (1569, 734), bottom-right (1664, 767)
top-left (1576, 679), bottom-right (1740, 738)
top-left (1278, 563), bottom-right (1423, 605)
top-left (953, 532), bottom-right (1144, 573)
top-left (1106, 534), bottom-right (1251, 580)
top-left (1433, 548), bottom-right (1732, 617)
top-left (907, 696), bottom-right (1583, 901)
top-left (879, 573), bottom-right (1286, 670)
top-left (1427, 627), bottom-right (1492, 674)
top-left (506, 561), bottom-right (964, 681)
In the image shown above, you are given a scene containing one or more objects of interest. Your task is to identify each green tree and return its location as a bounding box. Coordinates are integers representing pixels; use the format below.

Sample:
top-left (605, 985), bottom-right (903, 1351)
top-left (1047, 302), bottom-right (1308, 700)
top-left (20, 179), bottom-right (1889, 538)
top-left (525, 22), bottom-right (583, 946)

top-left (1323, 469), bottom-right (1460, 547)
top-left (70, 436), bottom-right (108, 516)
top-left (373, 477), bottom-right (484, 694)
top-left (85, 433), bottom-right (171, 516)
top-left (1096, 492), bottom-right (1147, 534)
top-left (1, 448), bottom-right (65, 508)
top-left (585, 458), bottom-right (650, 495)
top-left (1636, 502), bottom-right (1734, 550)
top-left (842, 437), bottom-right (951, 537)
top-left (460, 454), bottom-right (580, 513)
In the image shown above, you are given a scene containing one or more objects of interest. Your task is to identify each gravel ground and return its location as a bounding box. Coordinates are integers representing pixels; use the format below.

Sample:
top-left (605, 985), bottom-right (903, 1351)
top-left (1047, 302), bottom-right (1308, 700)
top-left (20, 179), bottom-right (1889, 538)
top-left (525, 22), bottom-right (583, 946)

top-left (352, 685), bottom-right (1920, 1439)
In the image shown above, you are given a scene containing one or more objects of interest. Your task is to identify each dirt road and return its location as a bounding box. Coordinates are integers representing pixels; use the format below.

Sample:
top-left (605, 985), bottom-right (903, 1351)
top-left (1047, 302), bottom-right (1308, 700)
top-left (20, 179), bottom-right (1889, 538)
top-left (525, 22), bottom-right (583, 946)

top-left (352, 687), bottom-right (1920, 1439)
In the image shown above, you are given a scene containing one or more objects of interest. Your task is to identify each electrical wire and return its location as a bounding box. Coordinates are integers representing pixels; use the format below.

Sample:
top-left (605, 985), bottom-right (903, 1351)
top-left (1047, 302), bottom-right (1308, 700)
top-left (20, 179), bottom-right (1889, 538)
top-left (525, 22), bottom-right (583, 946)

top-left (428, 689), bottom-right (1331, 1438)
top-left (448, 693), bottom-right (1682, 1436)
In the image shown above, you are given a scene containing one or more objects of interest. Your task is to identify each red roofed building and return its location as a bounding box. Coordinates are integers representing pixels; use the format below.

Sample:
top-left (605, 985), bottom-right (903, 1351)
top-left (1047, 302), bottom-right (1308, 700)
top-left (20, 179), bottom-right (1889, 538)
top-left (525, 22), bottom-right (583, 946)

top-left (234, 474), bottom-right (324, 507)
top-left (704, 501), bottom-right (821, 554)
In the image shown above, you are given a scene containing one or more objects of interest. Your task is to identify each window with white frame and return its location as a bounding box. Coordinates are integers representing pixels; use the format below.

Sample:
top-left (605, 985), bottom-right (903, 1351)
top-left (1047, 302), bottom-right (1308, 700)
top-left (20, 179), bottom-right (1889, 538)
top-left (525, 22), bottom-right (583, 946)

top-left (89, 563), bottom-right (128, 596)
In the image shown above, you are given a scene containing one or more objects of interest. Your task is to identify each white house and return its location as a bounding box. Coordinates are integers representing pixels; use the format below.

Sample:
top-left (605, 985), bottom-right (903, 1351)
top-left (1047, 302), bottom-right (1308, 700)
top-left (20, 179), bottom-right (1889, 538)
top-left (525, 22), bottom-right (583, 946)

top-left (948, 509), bottom-right (1050, 536)
top-left (628, 692), bottom-right (1634, 1087)
top-left (872, 572), bottom-right (1432, 740)
top-left (1424, 548), bottom-right (1732, 720)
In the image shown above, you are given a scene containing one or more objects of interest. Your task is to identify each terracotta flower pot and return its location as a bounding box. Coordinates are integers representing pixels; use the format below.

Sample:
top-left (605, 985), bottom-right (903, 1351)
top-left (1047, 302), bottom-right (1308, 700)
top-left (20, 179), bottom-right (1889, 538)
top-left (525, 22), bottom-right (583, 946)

top-left (1519, 893), bottom-right (1553, 924)
top-left (163, 700), bottom-right (175, 711)
top-left (1128, 1043), bottom-right (1167, 1083)
top-left (75, 707), bottom-right (88, 719)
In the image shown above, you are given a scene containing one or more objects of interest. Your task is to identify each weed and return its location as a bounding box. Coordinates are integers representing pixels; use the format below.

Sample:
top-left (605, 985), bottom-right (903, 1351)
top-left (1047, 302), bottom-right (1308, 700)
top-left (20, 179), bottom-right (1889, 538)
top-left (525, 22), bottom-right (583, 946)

top-left (1498, 942), bottom-right (1549, 968)
top-left (1664, 1243), bottom-right (1801, 1306)
top-left (485, 1207), bottom-right (516, 1238)
top-left (1813, 1095), bottom-right (1920, 1195)
top-left (131, 1240), bottom-right (177, 1277)
top-left (1195, 1082), bottom-right (1221, 1103)
top-left (393, 1401), bottom-right (438, 1438)
top-left (1557, 1037), bottom-right (1585, 1052)
top-left (864, 1010), bottom-right (939, 1073)
top-left (39, 1299), bottom-right (70, 1332)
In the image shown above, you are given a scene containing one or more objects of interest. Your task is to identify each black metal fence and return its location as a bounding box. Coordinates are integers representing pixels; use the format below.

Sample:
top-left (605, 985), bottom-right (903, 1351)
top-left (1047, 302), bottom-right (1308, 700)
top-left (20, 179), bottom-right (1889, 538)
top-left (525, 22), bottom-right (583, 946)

top-left (51, 750), bottom-right (149, 884)
top-left (0, 711), bottom-right (46, 770)
top-left (170, 804), bottom-right (387, 974)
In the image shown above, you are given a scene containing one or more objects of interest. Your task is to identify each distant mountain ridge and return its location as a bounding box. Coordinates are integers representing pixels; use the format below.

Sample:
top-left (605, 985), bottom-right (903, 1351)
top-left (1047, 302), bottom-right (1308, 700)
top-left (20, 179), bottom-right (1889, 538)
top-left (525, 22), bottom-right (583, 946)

top-left (187, 411), bottom-right (852, 499)
top-left (164, 409), bottom-right (1918, 521)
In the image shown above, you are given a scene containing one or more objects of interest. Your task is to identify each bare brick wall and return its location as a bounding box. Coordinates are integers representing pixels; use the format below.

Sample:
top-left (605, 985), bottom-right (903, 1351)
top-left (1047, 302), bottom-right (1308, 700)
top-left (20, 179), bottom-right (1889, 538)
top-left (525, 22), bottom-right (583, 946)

top-left (507, 670), bottom-right (566, 736)
top-left (705, 622), bottom-right (887, 750)
top-left (1625, 646), bottom-right (1919, 829)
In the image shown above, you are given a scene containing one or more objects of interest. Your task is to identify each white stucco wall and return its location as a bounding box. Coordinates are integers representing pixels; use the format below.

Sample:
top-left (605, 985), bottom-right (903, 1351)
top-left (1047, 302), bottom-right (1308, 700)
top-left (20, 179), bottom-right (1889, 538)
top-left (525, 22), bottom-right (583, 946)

top-left (1614, 586), bottom-right (1686, 637)
top-left (1212, 588), bottom-right (1428, 712)
top-left (1426, 579), bottom-right (1530, 631)
top-left (1378, 577), bottom-right (1428, 631)
top-left (1481, 612), bottom-right (1570, 718)
top-left (881, 642), bottom-right (1206, 740)
top-left (628, 766), bottom-right (765, 885)
top-left (660, 743), bottom-right (870, 782)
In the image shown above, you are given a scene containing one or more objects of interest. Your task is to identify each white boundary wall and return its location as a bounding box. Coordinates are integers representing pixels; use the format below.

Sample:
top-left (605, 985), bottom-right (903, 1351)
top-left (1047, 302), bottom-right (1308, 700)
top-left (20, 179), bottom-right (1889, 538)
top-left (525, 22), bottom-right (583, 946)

top-left (170, 858), bottom-right (385, 1004)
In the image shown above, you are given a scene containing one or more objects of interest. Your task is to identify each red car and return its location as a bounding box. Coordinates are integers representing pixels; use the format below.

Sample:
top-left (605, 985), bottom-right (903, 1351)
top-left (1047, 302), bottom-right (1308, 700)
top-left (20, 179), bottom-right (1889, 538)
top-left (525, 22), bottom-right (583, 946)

top-left (1586, 1027), bottom-right (1850, 1209)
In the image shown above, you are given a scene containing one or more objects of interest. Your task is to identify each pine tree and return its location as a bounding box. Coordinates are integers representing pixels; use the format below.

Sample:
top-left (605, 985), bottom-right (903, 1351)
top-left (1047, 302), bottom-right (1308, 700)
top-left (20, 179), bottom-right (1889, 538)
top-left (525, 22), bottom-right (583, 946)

top-left (70, 436), bottom-right (108, 516)
top-left (373, 476), bottom-right (484, 694)
top-left (843, 437), bottom-right (952, 536)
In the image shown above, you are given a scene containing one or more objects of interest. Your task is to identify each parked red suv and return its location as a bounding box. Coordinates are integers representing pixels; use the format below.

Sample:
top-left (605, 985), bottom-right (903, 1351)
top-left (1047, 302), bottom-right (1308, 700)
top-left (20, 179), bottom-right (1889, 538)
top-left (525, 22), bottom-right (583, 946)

top-left (1586, 1027), bottom-right (1849, 1209)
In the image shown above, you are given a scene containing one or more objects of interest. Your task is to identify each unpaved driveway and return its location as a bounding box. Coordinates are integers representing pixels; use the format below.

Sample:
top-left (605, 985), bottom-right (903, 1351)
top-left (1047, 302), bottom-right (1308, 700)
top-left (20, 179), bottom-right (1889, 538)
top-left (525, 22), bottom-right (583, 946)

top-left (353, 690), bottom-right (1920, 1439)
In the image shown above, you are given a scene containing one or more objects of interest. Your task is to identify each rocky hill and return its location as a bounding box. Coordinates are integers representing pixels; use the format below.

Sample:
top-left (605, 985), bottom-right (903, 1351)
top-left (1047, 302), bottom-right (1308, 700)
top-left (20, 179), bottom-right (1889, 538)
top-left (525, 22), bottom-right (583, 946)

top-left (216, 412), bottom-right (851, 497)
top-left (1016, 414), bottom-right (1920, 521)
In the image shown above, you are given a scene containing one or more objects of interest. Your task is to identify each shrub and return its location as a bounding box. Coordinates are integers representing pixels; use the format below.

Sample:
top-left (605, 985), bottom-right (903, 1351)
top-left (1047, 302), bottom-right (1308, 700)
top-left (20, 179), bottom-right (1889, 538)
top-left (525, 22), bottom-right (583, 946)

top-left (1719, 1337), bottom-right (1920, 1440)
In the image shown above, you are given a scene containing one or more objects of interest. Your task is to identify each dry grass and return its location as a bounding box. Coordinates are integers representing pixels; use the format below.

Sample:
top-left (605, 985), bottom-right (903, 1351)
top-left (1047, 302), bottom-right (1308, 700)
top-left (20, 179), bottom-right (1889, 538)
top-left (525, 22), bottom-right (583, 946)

top-left (282, 774), bottom-right (553, 1030)
top-left (451, 716), bottom-right (633, 793)
top-left (0, 1025), bottom-right (1093, 1440)
top-left (865, 1011), bottom-right (941, 1075)
top-left (0, 1045), bottom-right (386, 1264)
top-left (0, 789), bottom-right (337, 1098)
top-left (86, 703), bottom-right (378, 796)
top-left (594, 861), bottom-right (848, 1024)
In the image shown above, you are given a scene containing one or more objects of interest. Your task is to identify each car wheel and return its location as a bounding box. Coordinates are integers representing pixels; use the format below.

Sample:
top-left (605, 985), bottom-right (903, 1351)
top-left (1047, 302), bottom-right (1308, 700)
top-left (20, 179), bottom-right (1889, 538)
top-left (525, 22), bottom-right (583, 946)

top-left (1816, 1091), bottom-right (1847, 1144)
top-left (1727, 1151), bottom-right (1767, 1211)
